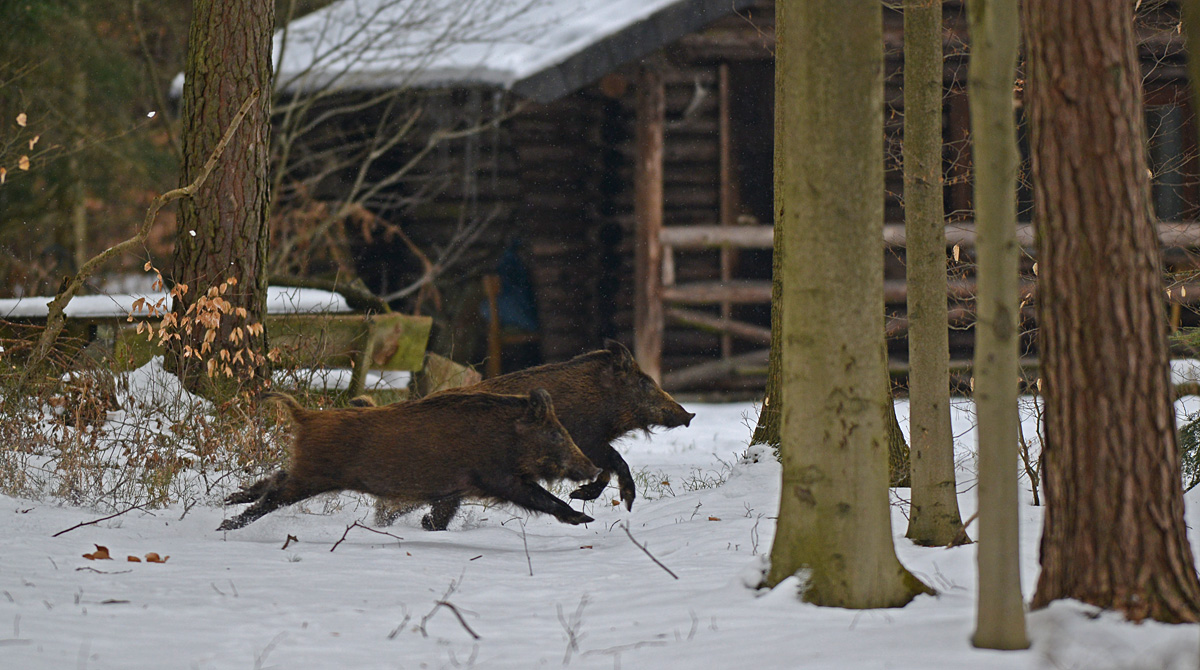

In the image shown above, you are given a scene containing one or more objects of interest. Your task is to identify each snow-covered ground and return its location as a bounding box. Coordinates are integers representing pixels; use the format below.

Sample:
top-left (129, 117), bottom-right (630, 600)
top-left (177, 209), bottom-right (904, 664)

top-left (3, 384), bottom-right (1200, 668)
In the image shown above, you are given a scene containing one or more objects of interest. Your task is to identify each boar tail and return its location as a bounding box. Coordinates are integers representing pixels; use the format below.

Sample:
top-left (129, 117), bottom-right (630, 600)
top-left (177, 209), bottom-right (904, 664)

top-left (262, 391), bottom-right (306, 419)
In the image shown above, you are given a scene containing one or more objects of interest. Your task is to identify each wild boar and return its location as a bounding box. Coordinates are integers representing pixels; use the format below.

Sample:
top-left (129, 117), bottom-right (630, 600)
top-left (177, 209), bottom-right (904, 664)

top-left (409, 340), bottom-right (694, 531)
top-left (218, 388), bottom-right (600, 531)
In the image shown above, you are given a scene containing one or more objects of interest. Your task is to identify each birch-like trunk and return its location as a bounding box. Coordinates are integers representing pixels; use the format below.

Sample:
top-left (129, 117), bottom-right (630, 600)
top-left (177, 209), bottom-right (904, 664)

top-left (967, 0), bottom-right (1029, 649)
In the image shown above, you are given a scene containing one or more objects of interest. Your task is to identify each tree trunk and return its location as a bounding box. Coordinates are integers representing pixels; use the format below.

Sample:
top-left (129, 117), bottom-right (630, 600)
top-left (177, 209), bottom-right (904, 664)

top-left (170, 0), bottom-right (274, 393)
top-left (904, 0), bottom-right (966, 546)
top-left (968, 0), bottom-right (1029, 650)
top-left (1024, 0), bottom-right (1200, 624)
top-left (765, 0), bottom-right (930, 608)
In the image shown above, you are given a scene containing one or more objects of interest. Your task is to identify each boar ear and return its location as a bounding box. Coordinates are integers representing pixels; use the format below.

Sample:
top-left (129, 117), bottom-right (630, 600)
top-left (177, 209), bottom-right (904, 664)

top-left (603, 339), bottom-right (636, 373)
top-left (526, 388), bottom-right (553, 422)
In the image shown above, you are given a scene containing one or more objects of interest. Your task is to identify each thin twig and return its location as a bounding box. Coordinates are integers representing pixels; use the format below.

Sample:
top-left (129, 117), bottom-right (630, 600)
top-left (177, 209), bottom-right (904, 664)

top-left (519, 518), bottom-right (533, 576)
top-left (434, 600), bottom-right (481, 640)
top-left (947, 511), bottom-right (978, 548)
top-left (329, 521), bottom-right (403, 552)
top-left (620, 522), bottom-right (678, 580)
top-left (52, 503), bottom-right (149, 538)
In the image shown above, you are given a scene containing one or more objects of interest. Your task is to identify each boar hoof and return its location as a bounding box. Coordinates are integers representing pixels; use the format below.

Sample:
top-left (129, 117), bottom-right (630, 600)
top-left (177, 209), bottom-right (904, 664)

top-left (420, 514), bottom-right (449, 532)
top-left (565, 511), bottom-right (594, 525)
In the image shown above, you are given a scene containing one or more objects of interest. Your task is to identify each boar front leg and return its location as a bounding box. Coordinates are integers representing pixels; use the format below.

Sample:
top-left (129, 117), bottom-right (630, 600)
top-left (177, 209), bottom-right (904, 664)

top-left (482, 476), bottom-right (594, 525)
top-left (569, 446), bottom-right (637, 512)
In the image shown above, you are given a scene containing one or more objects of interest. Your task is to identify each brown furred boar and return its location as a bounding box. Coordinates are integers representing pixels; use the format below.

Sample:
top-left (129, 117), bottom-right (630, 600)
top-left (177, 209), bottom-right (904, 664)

top-left (410, 340), bottom-right (693, 531)
top-left (218, 388), bottom-right (600, 531)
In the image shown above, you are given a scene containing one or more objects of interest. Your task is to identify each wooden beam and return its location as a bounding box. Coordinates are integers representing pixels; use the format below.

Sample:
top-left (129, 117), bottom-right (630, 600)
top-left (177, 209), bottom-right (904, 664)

top-left (634, 66), bottom-right (665, 382)
top-left (666, 307), bottom-right (772, 345)
top-left (663, 348), bottom-right (770, 389)
top-left (718, 63), bottom-right (736, 361)
top-left (661, 221), bottom-right (1200, 250)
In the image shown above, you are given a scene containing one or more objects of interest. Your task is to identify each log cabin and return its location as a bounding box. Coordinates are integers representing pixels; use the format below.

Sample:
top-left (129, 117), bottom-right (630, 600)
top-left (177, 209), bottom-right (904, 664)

top-left (272, 0), bottom-right (1200, 393)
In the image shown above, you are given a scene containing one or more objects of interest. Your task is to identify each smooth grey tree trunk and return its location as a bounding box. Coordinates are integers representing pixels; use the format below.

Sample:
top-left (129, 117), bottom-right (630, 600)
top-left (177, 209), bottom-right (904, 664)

top-left (765, 0), bottom-right (930, 608)
top-left (966, 0), bottom-right (1030, 650)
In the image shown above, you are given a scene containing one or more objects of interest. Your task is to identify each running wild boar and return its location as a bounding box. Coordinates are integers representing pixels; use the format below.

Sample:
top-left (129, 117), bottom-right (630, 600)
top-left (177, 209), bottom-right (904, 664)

top-left (218, 389), bottom-right (600, 531)
top-left (401, 340), bottom-right (694, 531)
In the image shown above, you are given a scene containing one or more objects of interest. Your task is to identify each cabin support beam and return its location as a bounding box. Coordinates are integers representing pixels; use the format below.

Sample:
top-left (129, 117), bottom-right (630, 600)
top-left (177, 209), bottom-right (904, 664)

top-left (634, 66), bottom-right (665, 382)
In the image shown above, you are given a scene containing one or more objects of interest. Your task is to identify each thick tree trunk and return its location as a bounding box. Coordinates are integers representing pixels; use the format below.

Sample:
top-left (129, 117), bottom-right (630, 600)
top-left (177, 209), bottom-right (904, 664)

top-left (170, 0), bottom-right (274, 392)
top-left (968, 0), bottom-right (1029, 649)
top-left (904, 0), bottom-right (966, 546)
top-left (765, 0), bottom-right (930, 608)
top-left (1025, 0), bottom-right (1200, 624)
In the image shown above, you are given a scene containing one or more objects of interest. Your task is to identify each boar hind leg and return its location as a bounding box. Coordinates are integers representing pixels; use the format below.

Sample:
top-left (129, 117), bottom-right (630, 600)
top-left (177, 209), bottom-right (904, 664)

top-left (485, 477), bottom-right (594, 526)
top-left (217, 476), bottom-right (328, 531)
top-left (612, 454), bottom-right (637, 512)
top-left (421, 498), bottom-right (461, 531)
top-left (226, 470), bottom-right (287, 505)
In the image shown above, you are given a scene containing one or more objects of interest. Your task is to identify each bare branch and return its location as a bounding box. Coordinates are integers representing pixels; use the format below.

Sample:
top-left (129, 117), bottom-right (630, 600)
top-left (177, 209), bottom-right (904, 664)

top-left (23, 91), bottom-right (260, 376)
top-left (620, 522), bottom-right (679, 580)
top-left (52, 503), bottom-right (149, 538)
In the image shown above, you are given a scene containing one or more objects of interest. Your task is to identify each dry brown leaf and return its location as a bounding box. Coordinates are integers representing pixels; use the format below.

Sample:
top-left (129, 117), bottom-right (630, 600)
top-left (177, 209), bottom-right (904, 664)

top-left (16, 112), bottom-right (27, 127)
top-left (127, 556), bottom-right (141, 562)
top-left (707, 516), bottom-right (721, 521)
top-left (610, 499), bottom-right (620, 506)
top-left (28, 135), bottom-right (39, 150)
top-left (579, 545), bottom-right (593, 550)
top-left (83, 544), bottom-right (112, 560)
top-left (0, 167), bottom-right (6, 184)
top-left (17, 155), bottom-right (29, 171)
top-left (145, 553), bottom-right (169, 563)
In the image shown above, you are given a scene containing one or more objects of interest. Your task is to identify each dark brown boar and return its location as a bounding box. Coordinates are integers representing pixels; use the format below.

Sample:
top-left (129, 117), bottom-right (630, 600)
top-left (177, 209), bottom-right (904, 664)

top-left (414, 340), bottom-right (694, 531)
top-left (218, 388), bottom-right (600, 531)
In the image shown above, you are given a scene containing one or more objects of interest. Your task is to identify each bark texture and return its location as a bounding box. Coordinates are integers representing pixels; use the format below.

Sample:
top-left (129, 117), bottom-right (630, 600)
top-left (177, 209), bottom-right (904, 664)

top-left (904, 0), bottom-right (966, 546)
top-left (765, 0), bottom-right (930, 608)
top-left (171, 0), bottom-right (274, 389)
top-left (1024, 0), bottom-right (1200, 623)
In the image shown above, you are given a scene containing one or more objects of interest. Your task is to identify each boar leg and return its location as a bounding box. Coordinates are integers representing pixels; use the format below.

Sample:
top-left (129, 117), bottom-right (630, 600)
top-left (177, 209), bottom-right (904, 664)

top-left (569, 447), bottom-right (637, 512)
top-left (225, 470), bottom-right (287, 504)
top-left (421, 498), bottom-right (461, 531)
top-left (568, 470), bottom-right (611, 502)
top-left (483, 476), bottom-right (594, 525)
top-left (612, 454), bottom-right (637, 512)
top-left (217, 475), bottom-right (329, 531)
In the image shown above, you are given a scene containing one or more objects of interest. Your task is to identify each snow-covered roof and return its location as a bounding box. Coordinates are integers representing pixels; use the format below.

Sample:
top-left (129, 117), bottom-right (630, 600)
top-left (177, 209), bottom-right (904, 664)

top-left (0, 286), bottom-right (352, 320)
top-left (173, 0), bottom-right (756, 104)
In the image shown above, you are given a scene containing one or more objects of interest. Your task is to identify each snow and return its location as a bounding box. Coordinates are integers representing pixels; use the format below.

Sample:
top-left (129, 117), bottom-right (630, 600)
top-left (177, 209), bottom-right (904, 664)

top-left (3, 389), bottom-right (1200, 668)
top-left (0, 285), bottom-right (352, 319)
top-left (171, 0), bottom-right (693, 97)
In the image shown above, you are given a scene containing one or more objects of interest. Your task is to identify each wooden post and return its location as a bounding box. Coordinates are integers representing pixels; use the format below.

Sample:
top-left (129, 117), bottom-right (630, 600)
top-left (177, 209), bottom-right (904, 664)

top-left (718, 63), bottom-right (736, 361)
top-left (634, 66), bottom-right (665, 382)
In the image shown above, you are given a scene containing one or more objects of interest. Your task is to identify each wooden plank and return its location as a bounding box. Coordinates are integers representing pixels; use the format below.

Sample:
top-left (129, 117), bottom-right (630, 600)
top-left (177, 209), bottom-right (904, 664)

top-left (663, 348), bottom-right (770, 389)
top-left (663, 280), bottom-right (772, 304)
top-left (666, 307), bottom-right (772, 345)
top-left (659, 225), bottom-right (774, 248)
top-left (634, 66), bottom-right (665, 382)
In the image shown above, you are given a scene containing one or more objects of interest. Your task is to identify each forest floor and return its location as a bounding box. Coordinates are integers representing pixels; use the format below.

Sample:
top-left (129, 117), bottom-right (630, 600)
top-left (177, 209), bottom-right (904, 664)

top-left (1, 363), bottom-right (1198, 669)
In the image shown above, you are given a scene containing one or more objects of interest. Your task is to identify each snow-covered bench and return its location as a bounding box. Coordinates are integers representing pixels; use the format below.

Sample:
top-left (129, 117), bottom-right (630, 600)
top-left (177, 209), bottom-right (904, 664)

top-left (0, 286), bottom-right (432, 396)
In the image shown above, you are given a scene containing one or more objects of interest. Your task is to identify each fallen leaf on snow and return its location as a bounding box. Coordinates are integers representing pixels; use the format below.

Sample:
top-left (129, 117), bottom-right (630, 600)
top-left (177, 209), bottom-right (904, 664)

top-left (144, 553), bottom-right (169, 563)
top-left (82, 545), bottom-right (111, 560)
top-left (127, 556), bottom-right (141, 562)
top-left (708, 517), bottom-right (721, 521)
